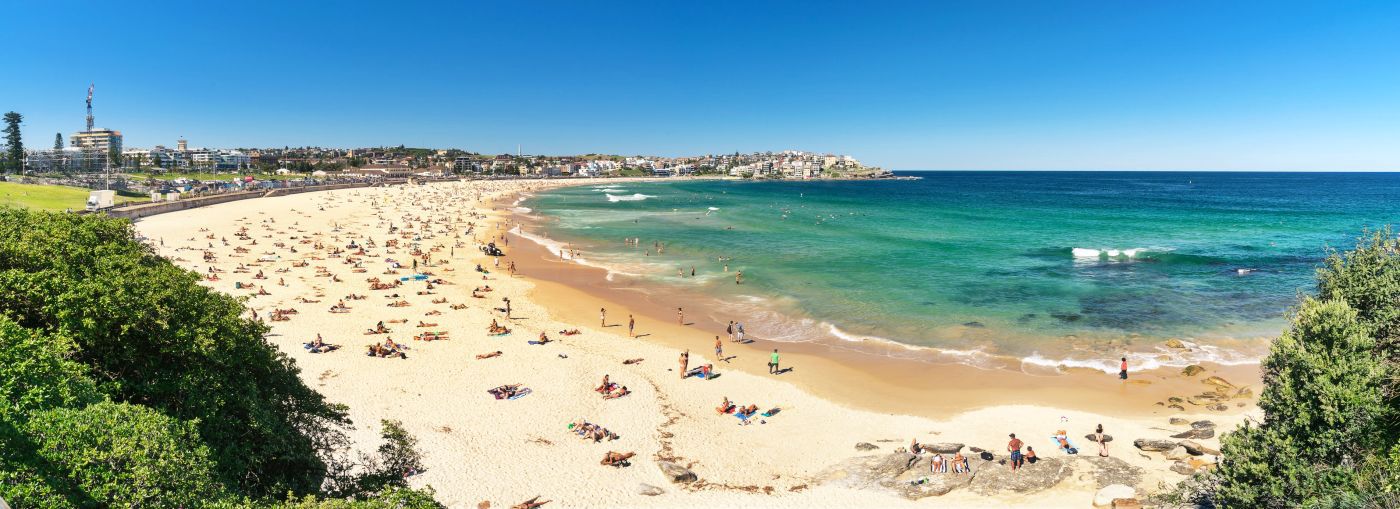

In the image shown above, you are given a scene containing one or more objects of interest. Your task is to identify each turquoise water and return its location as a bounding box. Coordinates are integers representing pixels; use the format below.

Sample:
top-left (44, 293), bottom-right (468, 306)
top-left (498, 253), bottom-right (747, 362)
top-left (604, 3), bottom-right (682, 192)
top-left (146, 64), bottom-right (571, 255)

top-left (520, 172), bottom-right (1400, 371)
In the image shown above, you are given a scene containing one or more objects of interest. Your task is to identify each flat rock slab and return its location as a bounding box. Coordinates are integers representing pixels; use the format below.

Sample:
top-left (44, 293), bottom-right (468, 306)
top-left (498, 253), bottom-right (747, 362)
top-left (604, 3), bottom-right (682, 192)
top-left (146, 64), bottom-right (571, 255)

top-left (855, 442), bottom-right (880, 451)
top-left (1171, 428), bottom-right (1214, 439)
top-left (1133, 439), bottom-right (1177, 452)
top-left (918, 442), bottom-right (965, 454)
top-left (969, 457), bottom-right (1071, 495)
top-left (1082, 455), bottom-right (1144, 488)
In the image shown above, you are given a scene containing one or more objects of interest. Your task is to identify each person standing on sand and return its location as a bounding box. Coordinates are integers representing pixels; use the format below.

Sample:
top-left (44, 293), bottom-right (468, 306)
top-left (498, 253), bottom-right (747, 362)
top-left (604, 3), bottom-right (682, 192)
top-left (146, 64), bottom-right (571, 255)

top-left (677, 307), bottom-right (684, 325)
top-left (600, 307), bottom-right (606, 327)
top-left (1093, 424), bottom-right (1109, 457)
top-left (628, 315), bottom-right (635, 337)
top-left (737, 323), bottom-right (746, 342)
top-left (769, 349), bottom-right (780, 374)
top-left (726, 321), bottom-right (735, 342)
top-left (680, 350), bottom-right (689, 378)
top-left (1007, 433), bottom-right (1025, 471)
top-left (1119, 357), bottom-right (1128, 380)
top-left (503, 297), bottom-right (511, 318)
top-left (714, 336), bottom-right (723, 359)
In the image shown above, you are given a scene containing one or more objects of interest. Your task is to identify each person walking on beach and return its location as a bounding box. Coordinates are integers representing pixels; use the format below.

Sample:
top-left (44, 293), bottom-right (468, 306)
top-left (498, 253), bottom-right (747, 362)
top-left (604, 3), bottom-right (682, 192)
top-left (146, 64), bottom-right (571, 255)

top-left (714, 336), bottom-right (723, 359)
top-left (1119, 357), bottom-right (1128, 380)
top-left (726, 321), bottom-right (735, 342)
top-left (600, 307), bottom-right (607, 327)
top-left (679, 350), bottom-right (689, 379)
top-left (768, 349), bottom-right (780, 374)
top-left (503, 297), bottom-right (512, 318)
top-left (1007, 433), bottom-right (1025, 471)
top-left (628, 315), bottom-right (635, 337)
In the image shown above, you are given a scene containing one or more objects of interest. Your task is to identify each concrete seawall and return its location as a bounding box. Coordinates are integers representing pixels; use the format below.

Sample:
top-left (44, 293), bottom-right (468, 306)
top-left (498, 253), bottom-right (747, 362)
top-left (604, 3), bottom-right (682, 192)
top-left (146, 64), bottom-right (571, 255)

top-left (106, 182), bottom-right (373, 220)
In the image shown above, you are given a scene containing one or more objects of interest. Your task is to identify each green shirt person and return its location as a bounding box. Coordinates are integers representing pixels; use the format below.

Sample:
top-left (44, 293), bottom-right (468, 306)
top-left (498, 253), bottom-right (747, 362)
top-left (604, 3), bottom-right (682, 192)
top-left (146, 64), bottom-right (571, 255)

top-left (769, 349), bottom-right (780, 374)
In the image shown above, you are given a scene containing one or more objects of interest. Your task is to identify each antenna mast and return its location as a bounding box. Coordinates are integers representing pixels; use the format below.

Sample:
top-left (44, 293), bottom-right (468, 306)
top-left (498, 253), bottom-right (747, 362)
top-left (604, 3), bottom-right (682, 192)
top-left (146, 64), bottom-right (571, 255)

top-left (86, 83), bottom-right (95, 131)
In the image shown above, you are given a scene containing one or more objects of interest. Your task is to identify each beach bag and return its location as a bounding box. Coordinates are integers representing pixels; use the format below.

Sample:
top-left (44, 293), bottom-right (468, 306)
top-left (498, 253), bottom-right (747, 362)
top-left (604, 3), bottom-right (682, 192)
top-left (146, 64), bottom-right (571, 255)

top-left (1067, 447), bottom-right (1078, 455)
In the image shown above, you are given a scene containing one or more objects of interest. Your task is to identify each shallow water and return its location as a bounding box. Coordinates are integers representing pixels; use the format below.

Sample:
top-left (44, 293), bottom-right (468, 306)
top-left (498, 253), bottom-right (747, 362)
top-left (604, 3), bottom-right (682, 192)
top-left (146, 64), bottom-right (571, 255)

top-left (522, 172), bottom-right (1400, 370)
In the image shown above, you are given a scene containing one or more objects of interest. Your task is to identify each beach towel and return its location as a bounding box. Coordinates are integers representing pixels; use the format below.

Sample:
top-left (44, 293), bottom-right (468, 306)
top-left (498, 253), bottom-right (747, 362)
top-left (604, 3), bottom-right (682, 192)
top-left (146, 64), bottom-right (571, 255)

top-left (489, 332), bottom-right (511, 337)
top-left (508, 388), bottom-right (532, 400)
top-left (761, 408), bottom-right (781, 417)
top-left (1049, 436), bottom-right (1079, 454)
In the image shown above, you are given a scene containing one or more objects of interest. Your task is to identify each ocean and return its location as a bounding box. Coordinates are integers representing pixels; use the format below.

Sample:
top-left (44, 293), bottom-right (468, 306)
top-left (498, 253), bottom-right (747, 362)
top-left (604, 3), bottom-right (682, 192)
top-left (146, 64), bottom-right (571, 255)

top-left (517, 172), bottom-right (1400, 372)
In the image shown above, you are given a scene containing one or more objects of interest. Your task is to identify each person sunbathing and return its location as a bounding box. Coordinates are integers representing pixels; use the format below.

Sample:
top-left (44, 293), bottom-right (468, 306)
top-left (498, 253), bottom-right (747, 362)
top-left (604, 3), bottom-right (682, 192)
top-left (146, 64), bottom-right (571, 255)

top-left (535, 332), bottom-right (552, 345)
top-left (417, 321), bottom-right (438, 327)
top-left (425, 310), bottom-right (442, 316)
top-left (451, 303), bottom-right (467, 310)
top-left (475, 351), bottom-right (503, 359)
top-left (367, 321), bottom-right (390, 334)
top-left (952, 452), bottom-right (969, 473)
top-left (716, 396), bottom-right (733, 414)
top-left (595, 375), bottom-right (612, 393)
top-left (388, 300), bottom-right (409, 307)
top-left (600, 451), bottom-right (634, 467)
top-left (930, 453), bottom-right (946, 473)
top-left (471, 289), bottom-right (486, 299)
top-left (511, 496), bottom-right (551, 509)
top-left (911, 438), bottom-right (923, 455)
top-left (622, 358), bottom-right (644, 365)
top-left (559, 329), bottom-right (581, 335)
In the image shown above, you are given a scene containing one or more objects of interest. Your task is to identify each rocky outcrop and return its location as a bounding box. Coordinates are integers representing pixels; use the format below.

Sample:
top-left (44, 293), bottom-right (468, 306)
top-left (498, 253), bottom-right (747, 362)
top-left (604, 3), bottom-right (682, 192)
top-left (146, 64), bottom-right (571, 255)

top-left (1178, 440), bottom-right (1221, 456)
top-left (657, 461), bottom-right (697, 483)
top-left (1191, 420), bottom-right (1217, 430)
top-left (637, 483), bottom-right (665, 496)
top-left (969, 457), bottom-right (1071, 495)
top-left (855, 442), bottom-right (879, 451)
top-left (1171, 428), bottom-right (1214, 439)
top-left (1094, 484), bottom-right (1136, 506)
top-left (1202, 376), bottom-right (1235, 389)
top-left (1169, 417), bottom-right (1190, 425)
top-left (1081, 455), bottom-right (1144, 488)
top-left (919, 442), bottom-right (965, 454)
top-left (1164, 446), bottom-right (1191, 461)
top-left (1133, 439), bottom-right (1178, 452)
top-left (1181, 365), bottom-right (1205, 376)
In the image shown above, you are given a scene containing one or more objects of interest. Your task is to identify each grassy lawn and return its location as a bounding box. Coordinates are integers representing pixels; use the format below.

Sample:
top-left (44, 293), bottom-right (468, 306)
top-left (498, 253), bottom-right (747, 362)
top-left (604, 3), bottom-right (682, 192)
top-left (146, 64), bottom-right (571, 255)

top-left (0, 181), bottom-right (143, 212)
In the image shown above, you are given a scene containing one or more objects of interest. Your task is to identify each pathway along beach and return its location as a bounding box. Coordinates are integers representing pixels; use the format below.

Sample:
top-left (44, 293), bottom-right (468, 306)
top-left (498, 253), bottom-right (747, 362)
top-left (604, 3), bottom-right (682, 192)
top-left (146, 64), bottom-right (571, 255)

top-left (135, 179), bottom-right (1259, 508)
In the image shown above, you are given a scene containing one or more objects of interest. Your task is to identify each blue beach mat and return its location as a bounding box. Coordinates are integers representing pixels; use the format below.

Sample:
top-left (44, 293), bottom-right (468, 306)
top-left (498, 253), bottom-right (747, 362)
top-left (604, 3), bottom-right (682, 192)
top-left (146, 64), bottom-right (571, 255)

top-left (1049, 436), bottom-right (1079, 454)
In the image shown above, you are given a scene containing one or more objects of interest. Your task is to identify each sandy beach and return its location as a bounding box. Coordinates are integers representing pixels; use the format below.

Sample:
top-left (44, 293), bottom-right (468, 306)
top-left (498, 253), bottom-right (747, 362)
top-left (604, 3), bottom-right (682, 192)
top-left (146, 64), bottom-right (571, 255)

top-left (135, 179), bottom-right (1261, 508)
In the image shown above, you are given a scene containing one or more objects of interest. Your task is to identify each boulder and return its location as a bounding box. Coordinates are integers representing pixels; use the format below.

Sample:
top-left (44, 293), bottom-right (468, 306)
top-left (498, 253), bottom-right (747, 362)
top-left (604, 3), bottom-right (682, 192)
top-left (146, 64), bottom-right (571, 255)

top-left (855, 442), bottom-right (880, 451)
top-left (1191, 420), bottom-right (1216, 430)
top-left (1163, 446), bottom-right (1191, 461)
top-left (1187, 392), bottom-right (1225, 406)
top-left (1084, 455), bottom-right (1144, 488)
top-left (969, 457), bottom-right (1071, 495)
top-left (1178, 440), bottom-right (1221, 456)
top-left (1094, 484), bottom-right (1136, 507)
top-left (1170, 428), bottom-right (1214, 439)
top-left (1209, 403), bottom-right (1229, 412)
top-left (1202, 376), bottom-right (1235, 389)
top-left (1167, 396), bottom-right (1184, 404)
top-left (1169, 417), bottom-right (1190, 425)
top-left (1170, 460), bottom-right (1196, 475)
top-left (1165, 338), bottom-right (1186, 349)
top-left (1112, 498), bottom-right (1143, 509)
top-left (1167, 404), bottom-right (1185, 411)
top-left (1234, 387), bottom-right (1254, 399)
top-left (920, 442), bottom-right (965, 454)
top-left (1084, 434), bottom-right (1113, 443)
top-left (637, 483), bottom-right (665, 496)
top-left (1181, 364), bottom-right (1205, 376)
top-left (657, 461), bottom-right (697, 483)
top-left (1133, 438), bottom-right (1177, 452)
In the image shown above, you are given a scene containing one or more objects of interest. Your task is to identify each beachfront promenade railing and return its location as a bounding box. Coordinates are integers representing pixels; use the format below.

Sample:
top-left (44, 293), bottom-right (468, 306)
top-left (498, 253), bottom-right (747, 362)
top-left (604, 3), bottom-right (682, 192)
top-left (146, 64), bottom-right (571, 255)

top-left (103, 181), bottom-right (378, 220)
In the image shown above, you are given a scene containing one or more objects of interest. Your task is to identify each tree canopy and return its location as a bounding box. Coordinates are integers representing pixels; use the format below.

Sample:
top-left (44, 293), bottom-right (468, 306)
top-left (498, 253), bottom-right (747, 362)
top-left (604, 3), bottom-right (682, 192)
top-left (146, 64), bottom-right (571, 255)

top-left (1178, 229), bottom-right (1400, 508)
top-left (0, 207), bottom-right (441, 507)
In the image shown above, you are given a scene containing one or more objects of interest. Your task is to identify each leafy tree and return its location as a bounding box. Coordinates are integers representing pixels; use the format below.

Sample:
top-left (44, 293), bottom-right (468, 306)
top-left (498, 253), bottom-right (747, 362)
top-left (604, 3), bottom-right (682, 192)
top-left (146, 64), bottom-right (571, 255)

top-left (3, 112), bottom-right (22, 173)
top-left (1178, 230), bottom-right (1400, 508)
top-left (22, 401), bottom-right (225, 506)
top-left (53, 132), bottom-right (62, 150)
top-left (0, 208), bottom-right (350, 498)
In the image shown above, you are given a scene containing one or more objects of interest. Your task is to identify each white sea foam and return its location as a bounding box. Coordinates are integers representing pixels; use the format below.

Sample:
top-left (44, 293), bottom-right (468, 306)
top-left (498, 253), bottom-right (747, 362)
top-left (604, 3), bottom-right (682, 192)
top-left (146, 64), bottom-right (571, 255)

top-left (1071, 247), bottom-right (1150, 259)
top-left (508, 226), bottom-right (645, 282)
top-left (512, 207), bottom-right (532, 213)
top-left (606, 193), bottom-right (654, 202)
top-left (707, 207), bottom-right (720, 211)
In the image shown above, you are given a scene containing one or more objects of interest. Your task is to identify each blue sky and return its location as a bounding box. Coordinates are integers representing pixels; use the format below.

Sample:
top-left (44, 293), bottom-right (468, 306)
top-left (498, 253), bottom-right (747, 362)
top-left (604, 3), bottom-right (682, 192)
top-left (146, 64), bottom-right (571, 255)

top-left (4, 1), bottom-right (1399, 170)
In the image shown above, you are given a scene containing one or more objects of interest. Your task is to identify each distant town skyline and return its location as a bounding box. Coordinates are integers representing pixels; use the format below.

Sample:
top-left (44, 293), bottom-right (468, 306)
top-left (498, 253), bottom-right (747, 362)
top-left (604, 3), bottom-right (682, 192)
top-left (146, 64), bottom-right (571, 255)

top-left (4, 1), bottom-right (1399, 170)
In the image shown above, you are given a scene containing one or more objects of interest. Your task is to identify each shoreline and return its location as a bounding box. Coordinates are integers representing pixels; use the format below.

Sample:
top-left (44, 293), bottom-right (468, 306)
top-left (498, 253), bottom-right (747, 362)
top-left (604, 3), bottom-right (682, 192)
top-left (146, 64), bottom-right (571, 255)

top-left (133, 179), bottom-right (1265, 508)
top-left (500, 185), bottom-right (1264, 419)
